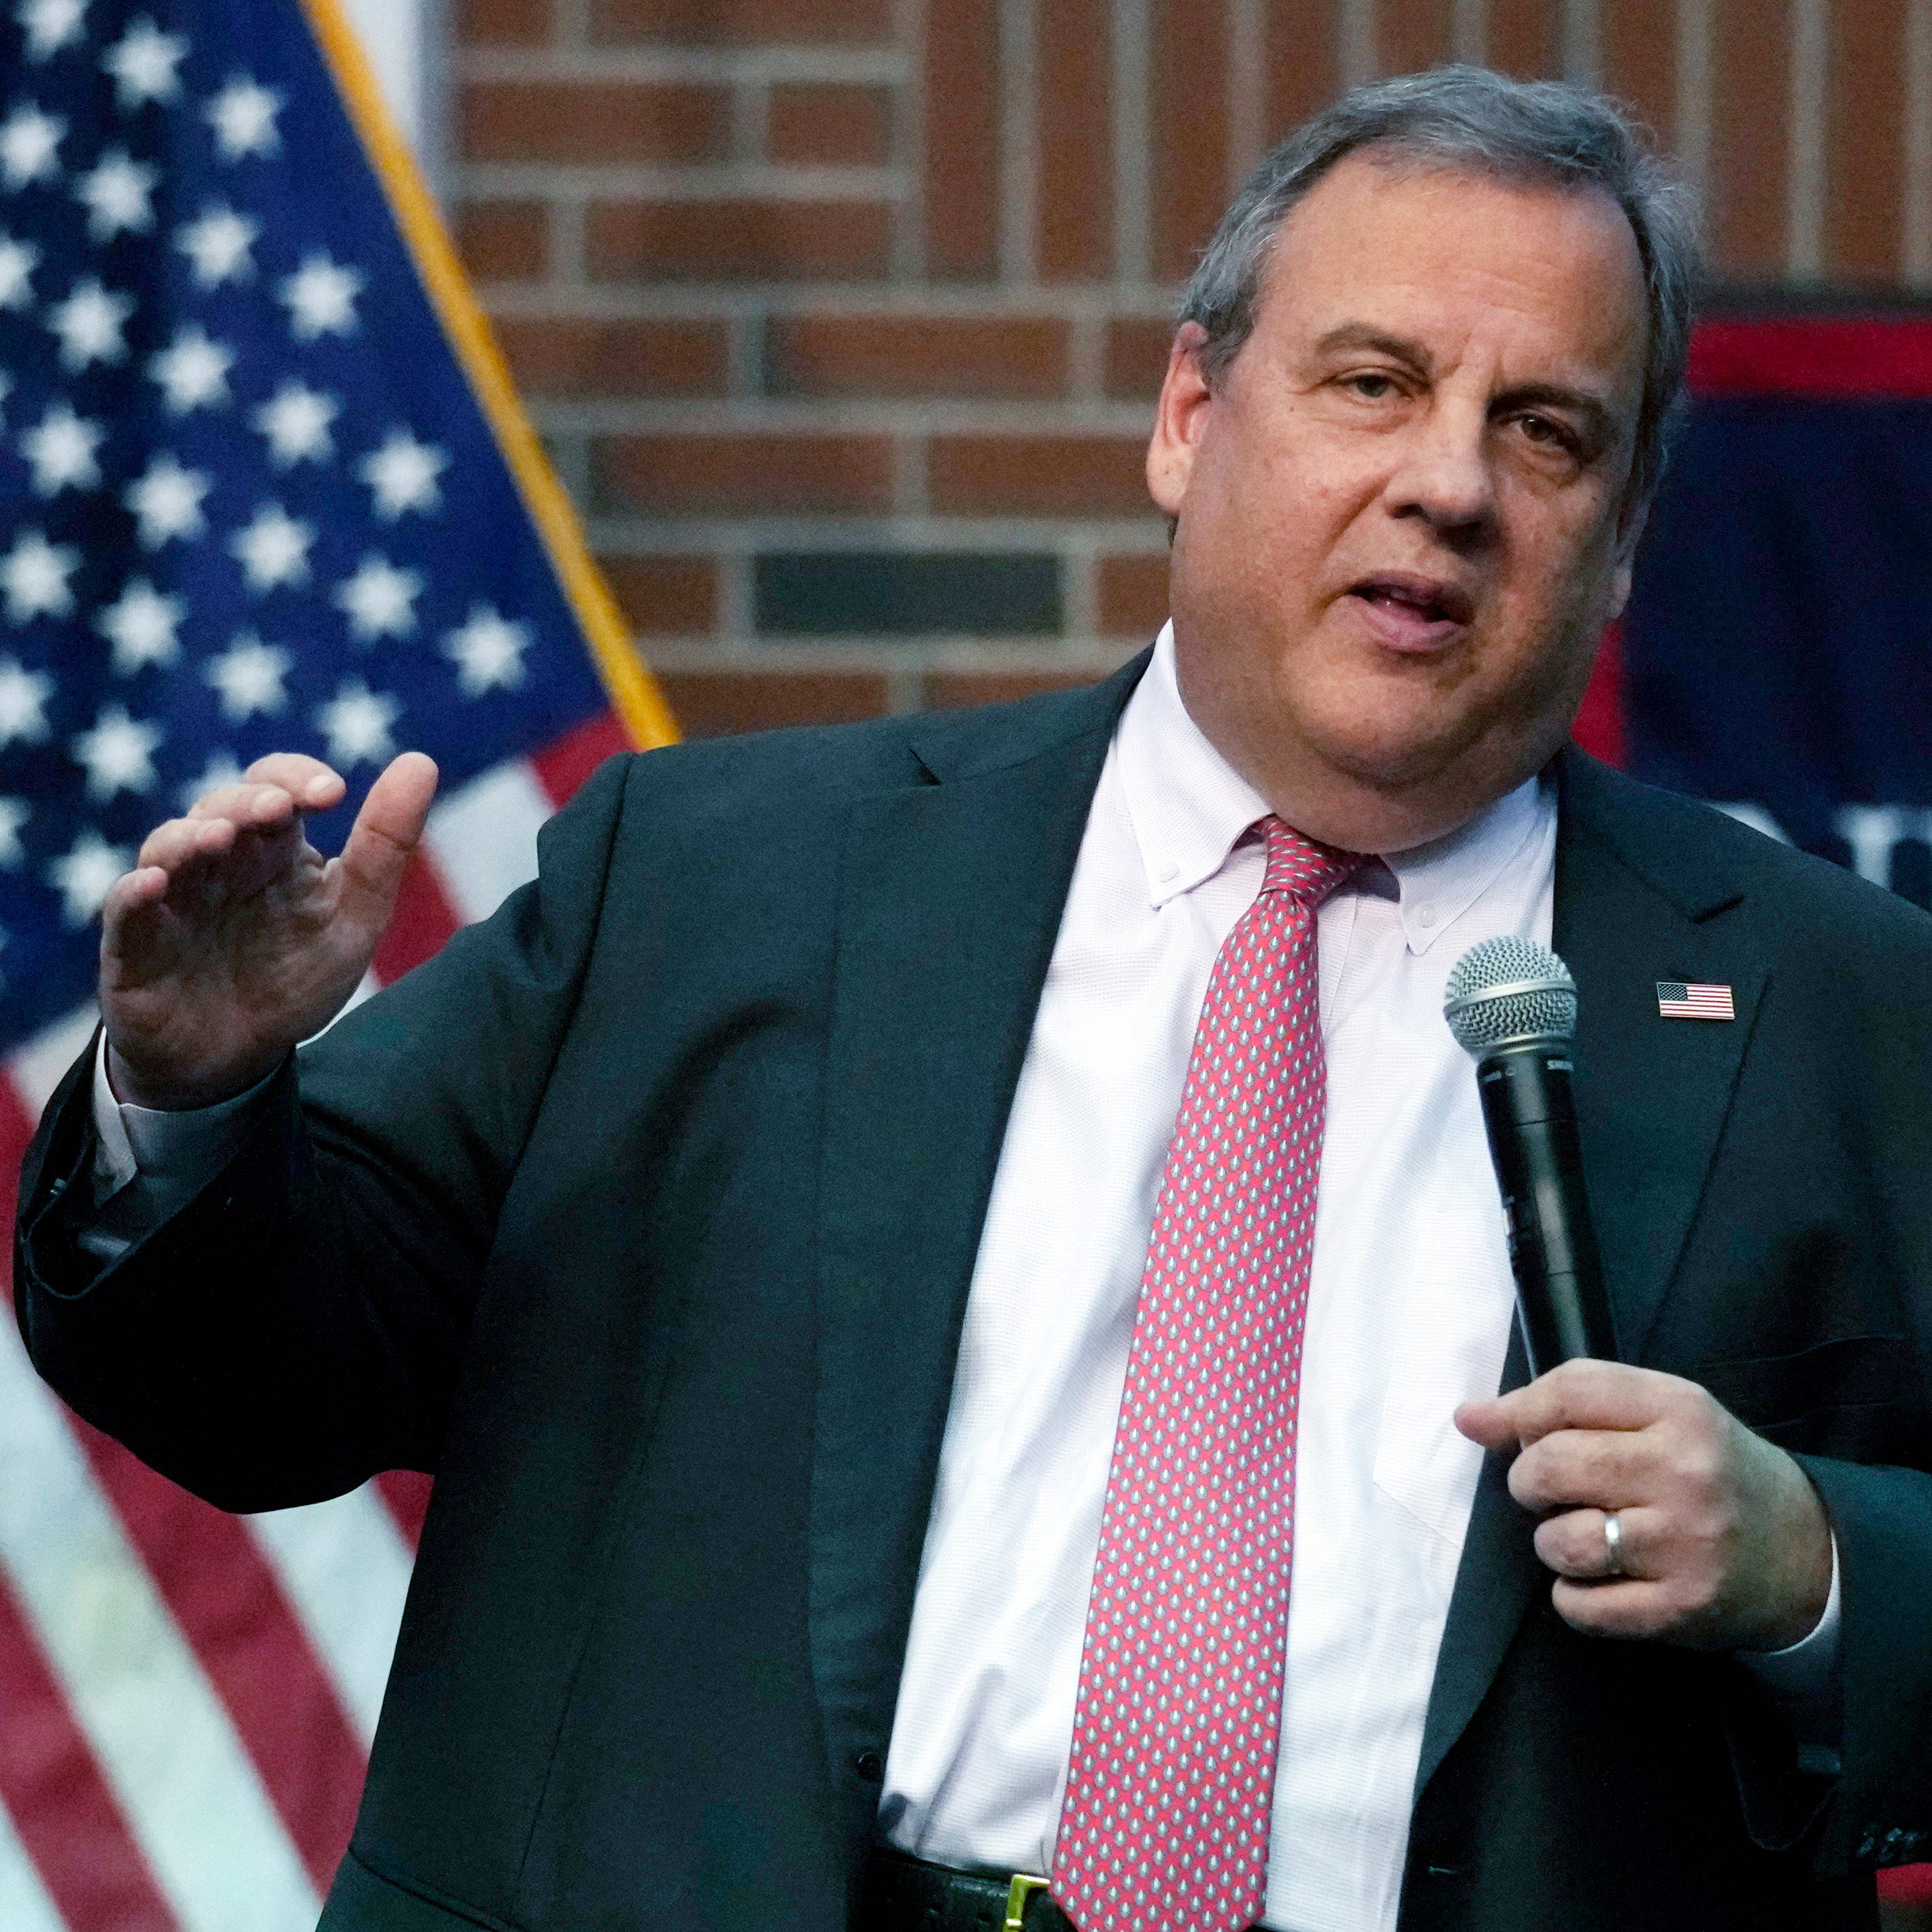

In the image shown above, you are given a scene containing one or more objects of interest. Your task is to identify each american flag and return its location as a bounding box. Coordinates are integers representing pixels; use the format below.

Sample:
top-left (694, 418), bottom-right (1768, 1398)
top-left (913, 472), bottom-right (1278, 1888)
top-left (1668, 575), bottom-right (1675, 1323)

top-left (0, 0), bottom-right (671, 1924)
top-left (1655, 981), bottom-right (1737, 1021)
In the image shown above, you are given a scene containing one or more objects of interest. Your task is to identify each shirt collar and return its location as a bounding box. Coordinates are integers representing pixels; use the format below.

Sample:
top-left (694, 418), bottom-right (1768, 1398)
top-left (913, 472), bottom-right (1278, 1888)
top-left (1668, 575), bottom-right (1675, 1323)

top-left (1116, 621), bottom-right (1552, 953)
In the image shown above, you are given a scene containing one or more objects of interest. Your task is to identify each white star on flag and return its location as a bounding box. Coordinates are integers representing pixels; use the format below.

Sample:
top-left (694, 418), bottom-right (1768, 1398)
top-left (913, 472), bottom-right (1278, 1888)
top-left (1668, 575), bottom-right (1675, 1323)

top-left (0, 528), bottom-right (80, 622)
top-left (0, 102), bottom-right (65, 188)
top-left (443, 605), bottom-right (530, 696)
top-left (203, 632), bottom-right (293, 721)
top-left (253, 379), bottom-right (337, 467)
top-left (205, 73), bottom-right (281, 160)
top-left (149, 324), bottom-right (235, 414)
top-left (0, 656), bottom-right (54, 745)
top-left (314, 677), bottom-right (401, 767)
top-left (97, 577), bottom-right (186, 673)
top-left (20, 401), bottom-right (105, 496)
top-left (74, 147), bottom-right (158, 240)
top-left (175, 203), bottom-right (258, 287)
top-left (124, 452), bottom-right (211, 548)
top-left (358, 428), bottom-right (448, 520)
top-left (20, 0), bottom-right (87, 60)
top-left (335, 554), bottom-right (422, 642)
top-left (101, 14), bottom-right (188, 110)
top-left (71, 703), bottom-right (162, 800)
top-left (279, 252), bottom-right (362, 341)
top-left (177, 751), bottom-right (244, 812)
top-left (229, 502), bottom-right (316, 592)
top-left (0, 232), bottom-right (39, 309)
top-left (49, 828), bottom-right (130, 925)
top-left (48, 275), bottom-right (134, 371)
top-left (0, 795), bottom-right (27, 867)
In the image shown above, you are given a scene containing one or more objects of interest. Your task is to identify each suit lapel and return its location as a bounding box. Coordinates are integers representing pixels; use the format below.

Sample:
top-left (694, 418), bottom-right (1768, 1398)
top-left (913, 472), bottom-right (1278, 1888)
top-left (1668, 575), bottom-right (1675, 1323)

top-left (1414, 749), bottom-right (1769, 1800)
top-left (809, 662), bottom-right (1145, 1797)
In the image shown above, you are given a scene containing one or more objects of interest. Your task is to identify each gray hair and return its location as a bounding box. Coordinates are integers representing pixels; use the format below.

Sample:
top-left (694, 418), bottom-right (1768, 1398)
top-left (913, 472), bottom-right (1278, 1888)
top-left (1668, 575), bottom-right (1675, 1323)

top-left (1179, 66), bottom-right (1701, 508)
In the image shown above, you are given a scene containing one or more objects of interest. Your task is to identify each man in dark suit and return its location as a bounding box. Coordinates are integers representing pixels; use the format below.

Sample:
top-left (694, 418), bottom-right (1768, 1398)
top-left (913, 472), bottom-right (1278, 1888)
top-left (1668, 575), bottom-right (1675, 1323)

top-left (16, 67), bottom-right (1932, 1932)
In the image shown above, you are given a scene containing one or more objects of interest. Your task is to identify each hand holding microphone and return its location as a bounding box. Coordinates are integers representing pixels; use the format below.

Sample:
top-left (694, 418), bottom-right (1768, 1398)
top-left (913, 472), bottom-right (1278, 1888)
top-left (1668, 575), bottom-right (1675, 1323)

top-left (1444, 936), bottom-right (1833, 1653)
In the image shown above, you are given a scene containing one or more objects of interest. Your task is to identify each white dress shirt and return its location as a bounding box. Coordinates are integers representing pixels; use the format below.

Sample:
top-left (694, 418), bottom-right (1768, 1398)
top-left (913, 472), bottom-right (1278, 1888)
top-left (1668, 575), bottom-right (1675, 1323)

top-left (878, 625), bottom-right (1836, 1931)
top-left (92, 625), bottom-right (1837, 1932)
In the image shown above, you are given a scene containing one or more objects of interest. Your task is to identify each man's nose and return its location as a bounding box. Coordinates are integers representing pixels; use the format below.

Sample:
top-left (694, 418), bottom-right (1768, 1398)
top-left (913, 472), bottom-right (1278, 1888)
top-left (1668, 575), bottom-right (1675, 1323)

top-left (1385, 403), bottom-right (1497, 542)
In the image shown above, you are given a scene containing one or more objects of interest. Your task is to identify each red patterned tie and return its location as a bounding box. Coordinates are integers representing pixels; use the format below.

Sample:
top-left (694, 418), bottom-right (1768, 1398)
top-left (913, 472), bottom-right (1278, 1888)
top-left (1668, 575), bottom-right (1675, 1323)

top-left (1051, 817), bottom-right (1364, 1932)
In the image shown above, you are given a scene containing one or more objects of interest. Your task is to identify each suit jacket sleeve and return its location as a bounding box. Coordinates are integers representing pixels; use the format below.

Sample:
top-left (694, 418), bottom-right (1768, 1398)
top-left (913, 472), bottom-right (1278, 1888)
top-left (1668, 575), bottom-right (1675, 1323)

top-left (12, 751), bottom-right (635, 1512)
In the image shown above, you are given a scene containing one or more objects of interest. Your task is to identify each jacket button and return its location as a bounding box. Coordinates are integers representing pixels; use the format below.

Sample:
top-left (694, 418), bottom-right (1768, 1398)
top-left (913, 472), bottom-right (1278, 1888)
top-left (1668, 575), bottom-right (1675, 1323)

top-left (853, 1749), bottom-right (885, 1783)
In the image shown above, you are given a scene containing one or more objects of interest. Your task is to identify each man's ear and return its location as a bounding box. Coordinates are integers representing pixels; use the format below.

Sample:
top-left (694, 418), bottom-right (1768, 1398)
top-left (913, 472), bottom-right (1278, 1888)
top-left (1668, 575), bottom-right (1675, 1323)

top-left (1608, 490), bottom-right (1650, 622)
top-left (1147, 321), bottom-right (1214, 518)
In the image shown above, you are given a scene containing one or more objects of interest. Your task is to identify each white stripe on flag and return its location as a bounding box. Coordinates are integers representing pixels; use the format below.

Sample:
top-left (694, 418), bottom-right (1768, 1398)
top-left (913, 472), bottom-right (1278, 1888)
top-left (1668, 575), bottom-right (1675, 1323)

top-left (0, 1328), bottom-right (320, 1932)
top-left (0, 1799), bottom-right (67, 1932)
top-left (8, 1006), bottom-right (100, 1117)
top-left (424, 759), bottom-right (549, 924)
top-left (246, 1489), bottom-right (413, 1748)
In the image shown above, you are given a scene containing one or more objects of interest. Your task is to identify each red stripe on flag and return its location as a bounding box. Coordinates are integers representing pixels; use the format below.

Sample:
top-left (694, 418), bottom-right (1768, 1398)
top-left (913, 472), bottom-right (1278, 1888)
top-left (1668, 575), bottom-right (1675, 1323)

top-left (371, 849), bottom-right (463, 986)
top-left (1571, 624), bottom-right (1625, 769)
top-left (68, 1419), bottom-right (367, 1893)
top-left (1688, 318), bottom-right (1932, 398)
top-left (530, 710), bottom-right (630, 809)
top-left (0, 1072), bottom-right (35, 1281)
top-left (375, 1470), bottom-right (432, 1552)
top-left (0, 1564), bottom-right (182, 1932)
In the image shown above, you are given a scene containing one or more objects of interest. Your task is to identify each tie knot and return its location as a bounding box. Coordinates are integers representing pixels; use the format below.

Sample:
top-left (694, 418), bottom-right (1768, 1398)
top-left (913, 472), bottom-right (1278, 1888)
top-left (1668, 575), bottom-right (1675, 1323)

top-left (1257, 816), bottom-right (1366, 905)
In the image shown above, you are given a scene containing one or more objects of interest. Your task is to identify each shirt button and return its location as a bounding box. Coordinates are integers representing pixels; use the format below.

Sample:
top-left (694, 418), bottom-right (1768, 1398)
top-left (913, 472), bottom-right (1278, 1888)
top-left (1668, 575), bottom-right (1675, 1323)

top-left (1416, 904), bottom-right (1437, 928)
top-left (1157, 862), bottom-right (1179, 882)
top-left (853, 1749), bottom-right (885, 1783)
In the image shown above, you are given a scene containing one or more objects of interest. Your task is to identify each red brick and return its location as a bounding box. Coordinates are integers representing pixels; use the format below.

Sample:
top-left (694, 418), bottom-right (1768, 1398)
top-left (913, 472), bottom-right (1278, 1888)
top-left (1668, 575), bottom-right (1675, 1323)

top-left (456, 0), bottom-right (552, 42)
top-left (460, 81), bottom-right (726, 165)
top-left (597, 433), bottom-right (894, 515)
top-left (1038, 0), bottom-right (1113, 279)
top-left (766, 315), bottom-right (1068, 398)
top-left (597, 556), bottom-right (718, 632)
top-left (768, 84), bottom-right (893, 166)
top-left (1487, 0), bottom-right (1559, 79)
top-left (1098, 555), bottom-right (1170, 637)
top-left (591, 0), bottom-right (891, 44)
top-left (928, 436), bottom-right (1155, 518)
top-left (1710, 0), bottom-right (1791, 276)
top-left (495, 317), bottom-right (728, 397)
top-left (655, 668), bottom-right (889, 736)
top-left (1153, 0), bottom-right (1233, 282)
top-left (924, 670), bottom-right (1102, 709)
top-left (926, 0), bottom-right (1001, 277)
top-left (1266, 0), bottom-right (1337, 143)
top-left (1377, 0), bottom-right (1451, 73)
top-left (1601, 0), bottom-right (1676, 152)
top-left (1106, 318), bottom-right (1176, 399)
top-left (586, 199), bottom-right (894, 280)
top-left (454, 201), bottom-right (548, 279)
top-left (1827, 0), bottom-right (1908, 281)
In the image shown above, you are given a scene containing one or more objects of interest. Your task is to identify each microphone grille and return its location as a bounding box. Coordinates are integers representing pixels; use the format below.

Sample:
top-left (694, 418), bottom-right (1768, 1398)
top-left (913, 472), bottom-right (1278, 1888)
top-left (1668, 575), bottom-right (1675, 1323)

top-left (1443, 934), bottom-right (1578, 1052)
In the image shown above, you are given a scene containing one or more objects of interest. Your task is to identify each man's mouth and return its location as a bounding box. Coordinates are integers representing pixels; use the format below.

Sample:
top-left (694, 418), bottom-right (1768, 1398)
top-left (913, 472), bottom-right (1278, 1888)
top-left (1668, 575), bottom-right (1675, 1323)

top-left (1346, 573), bottom-right (1475, 653)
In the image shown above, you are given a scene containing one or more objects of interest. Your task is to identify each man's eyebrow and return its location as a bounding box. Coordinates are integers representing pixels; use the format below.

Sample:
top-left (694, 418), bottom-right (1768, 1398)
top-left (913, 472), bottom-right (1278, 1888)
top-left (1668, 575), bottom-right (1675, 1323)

top-left (1312, 324), bottom-right (1431, 369)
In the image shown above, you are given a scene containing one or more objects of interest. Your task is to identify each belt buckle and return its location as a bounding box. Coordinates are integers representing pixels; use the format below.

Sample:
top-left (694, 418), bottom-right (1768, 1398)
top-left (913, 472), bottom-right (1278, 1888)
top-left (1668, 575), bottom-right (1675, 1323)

top-left (1004, 1873), bottom-right (1049, 1931)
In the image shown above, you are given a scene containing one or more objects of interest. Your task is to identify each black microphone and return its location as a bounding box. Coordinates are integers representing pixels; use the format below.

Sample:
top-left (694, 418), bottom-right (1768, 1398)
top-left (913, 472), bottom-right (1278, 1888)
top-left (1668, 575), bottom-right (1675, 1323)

top-left (1444, 936), bottom-right (1616, 1378)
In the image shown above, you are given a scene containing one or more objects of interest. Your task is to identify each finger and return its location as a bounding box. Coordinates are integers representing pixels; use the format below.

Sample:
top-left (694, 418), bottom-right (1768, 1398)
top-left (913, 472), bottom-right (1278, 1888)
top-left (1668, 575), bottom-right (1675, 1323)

top-left (99, 864), bottom-right (180, 983)
top-left (241, 752), bottom-right (346, 811)
top-left (1454, 1399), bottom-right (1521, 1451)
top-left (1533, 1506), bottom-right (1658, 1580)
top-left (1479, 1359), bottom-right (1692, 1447)
top-left (137, 813), bottom-right (237, 875)
top-left (1508, 1427), bottom-right (1656, 1513)
top-left (186, 781), bottom-right (307, 828)
top-left (1548, 1576), bottom-right (1683, 1642)
top-left (333, 752), bottom-right (439, 933)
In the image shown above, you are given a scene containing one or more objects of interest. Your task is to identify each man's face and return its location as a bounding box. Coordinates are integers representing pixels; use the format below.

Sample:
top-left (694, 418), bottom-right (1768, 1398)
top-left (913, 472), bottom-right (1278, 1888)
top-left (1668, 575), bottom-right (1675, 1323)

top-left (1149, 151), bottom-right (1651, 850)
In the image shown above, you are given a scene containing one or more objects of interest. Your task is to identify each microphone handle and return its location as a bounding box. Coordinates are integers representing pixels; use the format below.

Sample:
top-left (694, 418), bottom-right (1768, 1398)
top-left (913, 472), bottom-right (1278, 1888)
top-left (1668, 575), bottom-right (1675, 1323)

top-left (1475, 1040), bottom-right (1617, 1380)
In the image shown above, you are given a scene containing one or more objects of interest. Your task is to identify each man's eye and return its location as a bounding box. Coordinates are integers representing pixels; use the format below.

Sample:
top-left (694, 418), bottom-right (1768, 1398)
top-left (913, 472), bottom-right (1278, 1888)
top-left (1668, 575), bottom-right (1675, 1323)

top-left (1517, 413), bottom-right (1576, 450)
top-left (1346, 373), bottom-right (1398, 399)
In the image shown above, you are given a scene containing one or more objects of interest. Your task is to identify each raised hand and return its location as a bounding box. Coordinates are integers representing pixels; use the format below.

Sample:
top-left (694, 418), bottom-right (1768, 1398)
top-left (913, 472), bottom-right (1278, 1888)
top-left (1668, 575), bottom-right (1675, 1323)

top-left (99, 750), bottom-right (439, 1111)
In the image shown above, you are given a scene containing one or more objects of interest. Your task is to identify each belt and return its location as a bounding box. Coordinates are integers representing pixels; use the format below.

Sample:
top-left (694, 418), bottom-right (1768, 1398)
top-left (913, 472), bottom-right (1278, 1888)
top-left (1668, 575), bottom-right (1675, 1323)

top-left (858, 1846), bottom-right (1075, 1932)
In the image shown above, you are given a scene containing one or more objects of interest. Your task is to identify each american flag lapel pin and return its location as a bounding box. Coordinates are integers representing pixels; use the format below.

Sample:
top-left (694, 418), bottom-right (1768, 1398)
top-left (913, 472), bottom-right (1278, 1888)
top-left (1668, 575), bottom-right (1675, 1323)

top-left (1656, 981), bottom-right (1735, 1021)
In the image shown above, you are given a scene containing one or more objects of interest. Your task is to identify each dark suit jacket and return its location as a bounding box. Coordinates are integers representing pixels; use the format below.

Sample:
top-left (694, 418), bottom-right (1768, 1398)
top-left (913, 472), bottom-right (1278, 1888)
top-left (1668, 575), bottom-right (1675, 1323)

top-left (16, 656), bottom-right (1932, 1932)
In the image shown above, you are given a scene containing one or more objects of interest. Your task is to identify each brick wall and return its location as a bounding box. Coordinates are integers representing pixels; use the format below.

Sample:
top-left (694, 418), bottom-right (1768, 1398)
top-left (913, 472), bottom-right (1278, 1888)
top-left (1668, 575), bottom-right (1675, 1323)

top-left (452, 0), bottom-right (1932, 739)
